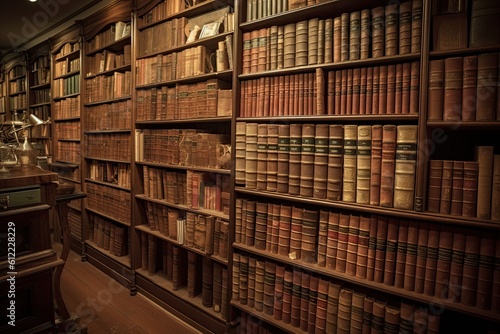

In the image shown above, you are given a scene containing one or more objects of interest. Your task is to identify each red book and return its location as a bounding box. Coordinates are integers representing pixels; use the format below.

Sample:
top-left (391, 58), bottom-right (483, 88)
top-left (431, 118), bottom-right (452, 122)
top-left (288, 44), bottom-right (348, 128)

top-left (315, 278), bottom-right (329, 334)
top-left (423, 224), bottom-right (440, 296)
top-left (448, 228), bottom-right (466, 303)
top-left (476, 233), bottom-right (495, 309)
top-left (402, 62), bottom-right (411, 114)
top-left (291, 268), bottom-right (302, 327)
top-left (359, 67), bottom-right (367, 115)
top-left (383, 217), bottom-right (399, 286)
top-left (370, 125), bottom-right (383, 206)
top-left (374, 216), bottom-right (388, 283)
top-left (443, 57), bottom-right (463, 121)
top-left (366, 216), bottom-right (378, 281)
top-left (356, 216), bottom-right (371, 279)
top-left (439, 160), bottom-right (453, 214)
top-left (395, 219), bottom-right (409, 289)
top-left (366, 66), bottom-right (373, 115)
top-left (372, 66), bottom-right (380, 114)
top-left (450, 161), bottom-right (464, 215)
top-left (327, 71), bottom-right (335, 115)
top-left (435, 225), bottom-right (453, 299)
top-left (414, 222), bottom-right (429, 293)
top-left (326, 212), bottom-right (340, 270)
top-left (335, 213), bottom-right (350, 273)
top-left (380, 125), bottom-right (397, 207)
top-left (307, 275), bottom-right (319, 334)
top-left (409, 61), bottom-right (420, 114)
top-left (462, 161), bottom-right (479, 217)
top-left (427, 59), bottom-right (445, 121)
top-left (346, 214), bottom-right (360, 276)
top-left (395, 63), bottom-right (403, 114)
top-left (404, 220), bottom-right (419, 292)
top-left (461, 231), bottom-right (480, 306)
top-left (273, 264), bottom-right (285, 320)
top-left (282, 268), bottom-right (293, 324)
top-left (492, 237), bottom-right (500, 312)
top-left (378, 65), bottom-right (388, 114)
top-left (386, 64), bottom-right (396, 114)
top-left (352, 68), bottom-right (361, 115)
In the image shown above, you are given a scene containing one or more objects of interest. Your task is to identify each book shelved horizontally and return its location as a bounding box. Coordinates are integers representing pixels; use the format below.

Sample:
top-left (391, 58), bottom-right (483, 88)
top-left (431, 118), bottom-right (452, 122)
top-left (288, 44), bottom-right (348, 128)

top-left (50, 25), bottom-right (85, 256)
top-left (80, 0), bottom-right (135, 294)
top-left (132, 0), bottom-right (236, 332)
top-left (232, 0), bottom-right (500, 334)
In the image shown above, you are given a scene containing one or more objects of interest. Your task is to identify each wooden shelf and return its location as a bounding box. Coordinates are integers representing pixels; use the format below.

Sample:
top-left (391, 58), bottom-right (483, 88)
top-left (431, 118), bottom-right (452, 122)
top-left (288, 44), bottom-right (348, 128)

top-left (85, 207), bottom-right (131, 227)
top-left (53, 70), bottom-right (80, 80)
top-left (427, 121), bottom-right (500, 130)
top-left (135, 224), bottom-right (229, 265)
top-left (429, 44), bottom-right (500, 58)
top-left (84, 129), bottom-right (131, 134)
top-left (237, 114), bottom-right (420, 122)
top-left (53, 116), bottom-right (80, 122)
top-left (30, 82), bottom-right (50, 90)
top-left (136, 116), bottom-right (232, 125)
top-left (9, 90), bottom-right (26, 96)
top-left (233, 243), bottom-right (500, 323)
top-left (57, 138), bottom-right (80, 142)
top-left (30, 101), bottom-right (51, 108)
top-left (53, 93), bottom-right (80, 101)
top-left (54, 49), bottom-right (80, 62)
top-left (136, 161), bottom-right (231, 174)
top-left (84, 156), bottom-right (130, 164)
top-left (84, 178), bottom-right (131, 191)
top-left (84, 95), bottom-right (131, 106)
top-left (85, 35), bottom-right (131, 56)
top-left (135, 70), bottom-right (232, 89)
top-left (85, 63), bottom-right (132, 79)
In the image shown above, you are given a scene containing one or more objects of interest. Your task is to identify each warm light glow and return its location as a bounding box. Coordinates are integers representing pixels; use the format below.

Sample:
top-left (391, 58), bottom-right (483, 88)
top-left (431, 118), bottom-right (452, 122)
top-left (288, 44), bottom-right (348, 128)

top-left (29, 0), bottom-right (37, 2)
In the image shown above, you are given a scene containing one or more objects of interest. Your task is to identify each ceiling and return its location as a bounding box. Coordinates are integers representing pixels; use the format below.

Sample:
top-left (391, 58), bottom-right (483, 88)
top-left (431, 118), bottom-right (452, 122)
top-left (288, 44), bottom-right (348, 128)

top-left (0, 0), bottom-right (103, 59)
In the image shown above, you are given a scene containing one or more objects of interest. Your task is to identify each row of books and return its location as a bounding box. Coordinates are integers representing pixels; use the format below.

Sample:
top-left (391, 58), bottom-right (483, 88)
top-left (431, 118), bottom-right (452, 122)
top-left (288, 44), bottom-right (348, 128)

top-left (235, 199), bottom-right (500, 311)
top-left (235, 122), bottom-right (418, 210)
top-left (84, 71), bottom-right (131, 103)
top-left (143, 166), bottom-right (230, 213)
top-left (232, 254), bottom-right (440, 333)
top-left (85, 46), bottom-right (132, 77)
top-left (242, 1), bottom-right (421, 74)
top-left (53, 74), bottom-right (81, 98)
top-left (9, 77), bottom-right (26, 93)
top-left (88, 214), bottom-right (129, 257)
top-left (31, 54), bottom-right (49, 71)
top-left (31, 67), bottom-right (50, 86)
top-left (31, 88), bottom-right (51, 105)
top-left (54, 42), bottom-right (80, 59)
top-left (9, 94), bottom-right (26, 110)
top-left (86, 21), bottom-right (131, 53)
top-left (54, 121), bottom-right (80, 140)
top-left (138, 17), bottom-right (188, 56)
top-left (53, 96), bottom-right (80, 120)
top-left (8, 64), bottom-right (26, 79)
top-left (88, 159), bottom-right (131, 188)
top-left (86, 183), bottom-right (131, 225)
top-left (136, 128), bottom-right (230, 169)
top-left (139, 0), bottom-right (190, 25)
top-left (84, 133), bottom-right (131, 162)
top-left (136, 79), bottom-right (231, 120)
top-left (427, 148), bottom-right (500, 221)
top-left (139, 236), bottom-right (228, 318)
top-left (240, 62), bottom-right (419, 117)
top-left (68, 208), bottom-right (82, 240)
top-left (30, 121), bottom-right (50, 138)
top-left (54, 58), bottom-right (80, 78)
top-left (85, 100), bottom-right (131, 131)
top-left (428, 52), bottom-right (500, 122)
top-left (55, 141), bottom-right (80, 163)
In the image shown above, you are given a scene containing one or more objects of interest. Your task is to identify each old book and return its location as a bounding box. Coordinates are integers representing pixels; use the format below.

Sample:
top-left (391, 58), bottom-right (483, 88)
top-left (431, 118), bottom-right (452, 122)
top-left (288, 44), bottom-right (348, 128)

top-left (266, 124), bottom-right (279, 192)
top-left (372, 66), bottom-right (380, 114)
top-left (492, 238), bottom-right (500, 312)
top-left (432, 11), bottom-right (467, 51)
top-left (282, 268), bottom-right (293, 324)
top-left (316, 68), bottom-right (326, 115)
top-left (427, 160), bottom-right (443, 213)
top-left (289, 123), bottom-right (302, 195)
top-left (370, 125), bottom-right (383, 206)
top-left (448, 228), bottom-right (466, 303)
top-left (371, 300), bottom-right (386, 334)
top-left (283, 23), bottom-right (296, 68)
top-left (356, 216), bottom-right (370, 279)
top-left (254, 259), bottom-right (265, 312)
top-left (187, 251), bottom-right (202, 297)
top-left (366, 216), bottom-right (378, 281)
top-left (317, 211), bottom-right (329, 267)
top-left (413, 307), bottom-right (429, 334)
top-left (393, 219), bottom-right (408, 289)
top-left (362, 296), bottom-right (374, 333)
top-left (232, 253), bottom-right (240, 302)
top-left (383, 218), bottom-right (399, 286)
top-left (414, 222), bottom-right (429, 293)
top-left (366, 67), bottom-right (374, 115)
top-left (239, 254), bottom-right (249, 305)
top-left (271, 204), bottom-right (281, 254)
top-left (476, 52), bottom-right (498, 121)
top-left (469, 0), bottom-right (500, 47)
top-left (313, 124), bottom-right (329, 199)
top-left (463, 161), bottom-right (479, 217)
top-left (350, 292), bottom-right (364, 333)
top-left (360, 67), bottom-right (367, 115)
top-left (475, 146), bottom-right (494, 219)
top-left (333, 16), bottom-right (341, 62)
top-left (141, 231), bottom-right (148, 271)
top-left (273, 264), bottom-right (285, 320)
top-left (399, 1), bottom-right (412, 54)
top-left (290, 268), bottom-right (302, 327)
top-left (427, 59), bottom-right (445, 121)
top-left (277, 124), bottom-right (290, 193)
top-left (356, 125), bottom-right (372, 204)
top-left (278, 205), bottom-right (292, 256)
top-left (399, 301), bottom-right (414, 333)
top-left (423, 224), bottom-right (440, 296)
top-left (256, 123), bottom-right (268, 191)
top-left (360, 9), bottom-right (370, 59)
top-left (342, 124), bottom-right (358, 202)
top-left (374, 216), bottom-right (388, 283)
top-left (337, 288), bottom-right (353, 333)
top-left (439, 160), bottom-right (453, 214)
top-left (403, 220), bottom-right (419, 291)
top-left (295, 20), bottom-right (308, 66)
top-left (202, 257), bottom-right (213, 307)
top-left (450, 161), bottom-right (464, 215)
top-left (245, 123), bottom-right (258, 189)
top-left (315, 277), bottom-right (329, 334)
top-left (254, 202), bottom-right (268, 250)
top-left (380, 125), bottom-right (397, 207)
top-left (290, 206), bottom-right (303, 260)
top-left (476, 233), bottom-right (495, 309)
top-left (443, 57), bottom-right (463, 121)
top-left (172, 246), bottom-right (187, 290)
top-left (385, 3), bottom-right (399, 56)
top-left (346, 214), bottom-right (360, 276)
top-left (299, 272), bottom-right (311, 331)
top-left (213, 262), bottom-right (223, 313)
top-left (462, 231), bottom-right (481, 306)
top-left (326, 124), bottom-right (344, 200)
top-left (300, 124), bottom-right (315, 197)
top-left (386, 65), bottom-right (396, 114)
top-left (393, 125), bottom-right (418, 210)
top-left (461, 55), bottom-right (478, 121)
top-left (326, 212), bottom-right (340, 270)
top-left (371, 7), bottom-right (385, 58)
top-left (409, 61), bottom-right (420, 114)
top-left (492, 155), bottom-right (500, 221)
top-left (308, 18), bottom-right (319, 65)
top-left (384, 305), bottom-right (400, 334)
top-left (147, 234), bottom-right (156, 276)
top-left (349, 11), bottom-right (361, 60)
top-left (245, 200), bottom-right (256, 247)
top-left (411, 0), bottom-right (423, 53)
top-left (340, 13), bottom-right (350, 62)
top-left (301, 209), bottom-right (318, 264)
top-left (336, 213), bottom-right (350, 273)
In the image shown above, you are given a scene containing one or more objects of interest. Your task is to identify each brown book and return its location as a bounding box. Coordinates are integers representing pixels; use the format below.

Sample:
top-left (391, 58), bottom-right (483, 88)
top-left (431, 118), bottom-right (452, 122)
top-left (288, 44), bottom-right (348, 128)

top-left (380, 124), bottom-right (397, 207)
top-left (372, 66), bottom-right (380, 115)
top-left (352, 68), bottom-right (361, 115)
top-left (462, 161), bottom-right (479, 217)
top-left (386, 64), bottom-right (396, 114)
top-left (366, 67), bottom-right (373, 115)
top-left (384, 305), bottom-right (401, 334)
top-left (308, 276), bottom-right (320, 333)
top-left (290, 206), bottom-right (303, 260)
top-left (338, 288), bottom-right (353, 333)
top-left (366, 216), bottom-right (378, 281)
top-left (362, 296), bottom-right (374, 334)
top-left (356, 125), bottom-right (372, 204)
top-left (256, 124), bottom-right (268, 191)
top-left (409, 61), bottom-right (420, 114)
top-left (393, 125), bottom-right (418, 210)
top-left (267, 124), bottom-right (279, 192)
top-left (271, 204), bottom-right (281, 254)
top-left (277, 124), bottom-right (290, 193)
top-left (370, 125), bottom-right (383, 206)
top-left (283, 23), bottom-right (296, 69)
top-left (423, 224), bottom-right (440, 296)
top-left (340, 13), bottom-right (350, 62)
top-left (439, 160), bottom-right (453, 214)
top-left (399, 301), bottom-right (414, 333)
top-left (326, 212), bottom-right (340, 270)
top-left (213, 262), bottom-right (223, 313)
top-left (492, 155), bottom-right (500, 221)
top-left (147, 234), bottom-right (156, 276)
top-left (300, 123), bottom-right (315, 197)
top-left (492, 237), bottom-right (500, 312)
top-left (245, 200), bottom-right (256, 247)
top-left (462, 55), bottom-right (478, 121)
top-left (255, 202), bottom-right (268, 250)
top-left (254, 259), bottom-right (265, 312)
top-left (448, 228), bottom-right (466, 303)
top-left (462, 231), bottom-right (481, 306)
top-left (414, 222), bottom-right (429, 293)
top-left (313, 124), bottom-right (329, 199)
top-left (317, 210), bottom-right (329, 267)
top-left (427, 160), bottom-right (443, 213)
top-left (394, 219), bottom-right (409, 289)
top-left (263, 260), bottom-right (276, 315)
top-left (433, 225), bottom-right (453, 299)
top-left (273, 264), bottom-right (285, 320)
top-left (411, 0), bottom-right (423, 53)
top-left (476, 232), bottom-right (495, 309)
top-left (317, 19), bottom-right (325, 65)
top-left (238, 254), bottom-right (249, 305)
top-left (289, 123), bottom-right (302, 195)
top-left (342, 124), bottom-right (358, 202)
top-left (315, 277), bottom-right (329, 334)
top-left (350, 292), bottom-right (364, 333)
top-left (403, 220), bottom-right (419, 291)
top-left (278, 205), bottom-right (292, 256)
top-left (346, 214), bottom-right (360, 276)
top-left (374, 216), bottom-right (388, 283)
top-left (360, 9), bottom-right (371, 59)
top-left (302, 209), bottom-right (318, 264)
top-left (395, 63), bottom-right (403, 114)
top-left (450, 161), bottom-right (465, 215)
top-left (327, 71), bottom-right (335, 114)
top-left (371, 300), bottom-right (386, 334)
top-left (341, 69), bottom-right (349, 114)
top-left (475, 146), bottom-right (494, 219)
top-left (469, 0), bottom-right (500, 47)
top-left (356, 216), bottom-right (370, 279)
top-left (476, 52), bottom-right (498, 121)
top-left (245, 123), bottom-right (258, 189)
top-left (385, 4), bottom-right (399, 56)
top-left (327, 124), bottom-right (344, 200)
top-left (360, 67), bottom-right (367, 115)
top-left (290, 268), bottom-right (302, 327)
top-left (282, 268), bottom-right (293, 324)
top-left (349, 11), bottom-right (361, 61)
top-left (336, 213), bottom-right (350, 273)
top-left (187, 251), bottom-right (202, 298)
top-left (316, 68), bottom-right (326, 115)
top-left (333, 16), bottom-right (342, 62)
top-left (371, 7), bottom-right (385, 58)
top-left (383, 217), bottom-right (399, 286)
top-left (402, 62), bottom-right (411, 114)
top-left (443, 57), bottom-right (463, 120)
top-left (413, 307), bottom-right (429, 334)
top-left (325, 281), bottom-right (341, 332)
top-left (232, 253), bottom-right (240, 302)
top-left (399, 1), bottom-right (412, 54)
top-left (427, 59), bottom-right (445, 121)
top-left (295, 20), bottom-right (308, 67)
top-left (141, 231), bottom-right (148, 271)
top-left (172, 246), bottom-right (187, 291)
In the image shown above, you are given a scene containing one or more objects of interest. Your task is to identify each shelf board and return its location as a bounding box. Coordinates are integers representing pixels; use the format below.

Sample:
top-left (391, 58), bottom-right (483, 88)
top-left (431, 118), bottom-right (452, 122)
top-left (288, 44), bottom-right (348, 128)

top-left (9, 90), bottom-right (26, 96)
top-left (233, 243), bottom-right (500, 323)
top-left (427, 121), bottom-right (500, 130)
top-left (53, 70), bottom-right (80, 80)
top-left (84, 129), bottom-right (131, 134)
top-left (53, 116), bottom-right (80, 122)
top-left (136, 161), bottom-right (231, 175)
top-left (135, 224), bottom-right (229, 266)
top-left (30, 101), bottom-right (51, 108)
top-left (234, 187), bottom-right (500, 230)
top-left (67, 203), bottom-right (82, 212)
top-left (84, 156), bottom-right (130, 164)
top-left (57, 138), bottom-right (81, 142)
top-left (136, 116), bottom-right (232, 125)
top-left (85, 178), bottom-right (131, 191)
top-left (86, 35), bottom-right (131, 56)
top-left (237, 114), bottom-right (419, 122)
top-left (136, 70), bottom-right (232, 89)
top-left (85, 207), bottom-right (131, 227)
top-left (135, 268), bottom-right (227, 322)
top-left (85, 240), bottom-right (131, 268)
top-left (54, 49), bottom-right (80, 62)
top-left (135, 195), bottom-right (229, 221)
top-left (53, 92), bottom-right (80, 101)
top-left (59, 176), bottom-right (81, 185)
top-left (30, 82), bottom-right (50, 90)
top-left (84, 95), bottom-right (131, 106)
top-left (55, 159), bottom-right (80, 165)
top-left (239, 53), bottom-right (420, 80)
top-left (430, 44), bottom-right (500, 58)
top-left (85, 63), bottom-right (132, 79)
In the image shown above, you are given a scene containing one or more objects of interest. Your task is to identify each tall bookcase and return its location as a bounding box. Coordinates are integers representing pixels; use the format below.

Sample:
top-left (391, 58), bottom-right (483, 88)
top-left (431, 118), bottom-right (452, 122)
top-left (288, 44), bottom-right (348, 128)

top-left (0, 65), bottom-right (6, 123)
top-left (81, 0), bottom-right (135, 292)
top-left (132, 0), bottom-right (236, 332)
top-left (5, 54), bottom-right (28, 124)
top-left (231, 0), bottom-right (500, 333)
top-left (50, 25), bottom-right (84, 255)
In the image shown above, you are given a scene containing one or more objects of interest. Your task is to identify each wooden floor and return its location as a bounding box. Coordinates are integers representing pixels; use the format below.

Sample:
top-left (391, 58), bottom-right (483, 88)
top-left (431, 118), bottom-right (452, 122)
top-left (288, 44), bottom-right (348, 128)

top-left (58, 245), bottom-right (204, 334)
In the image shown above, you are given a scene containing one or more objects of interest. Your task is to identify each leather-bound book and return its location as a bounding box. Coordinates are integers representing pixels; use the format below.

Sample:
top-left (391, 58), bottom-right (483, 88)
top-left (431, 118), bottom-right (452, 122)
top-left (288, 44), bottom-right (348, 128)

top-left (327, 124), bottom-right (344, 200)
top-left (356, 125), bottom-right (372, 204)
top-left (385, 305), bottom-right (401, 334)
top-left (403, 220), bottom-right (419, 291)
top-left (318, 19), bottom-right (325, 65)
top-left (290, 206), bottom-right (304, 261)
top-left (411, 0), bottom-right (423, 53)
top-left (302, 209), bottom-right (318, 264)
top-left (462, 55), bottom-right (478, 121)
top-left (232, 253), bottom-right (240, 302)
top-left (366, 216), bottom-right (378, 281)
top-left (315, 277), bottom-right (329, 334)
top-left (346, 214), bottom-right (360, 276)
top-left (283, 23), bottom-right (296, 68)
top-left (327, 71), bottom-right (336, 114)
top-left (254, 202), bottom-right (268, 250)
top-left (461, 231), bottom-right (480, 306)
top-left (399, 1), bottom-right (412, 54)
top-left (271, 204), bottom-right (281, 254)
top-left (148, 234), bottom-right (156, 276)
top-left (362, 296), bottom-right (374, 334)
top-left (340, 13), bottom-right (350, 62)
top-left (187, 251), bottom-right (202, 298)
top-left (273, 264), bottom-right (285, 320)
top-left (383, 217), bottom-right (399, 286)
top-left (341, 69), bottom-right (349, 114)
top-left (234, 200), bottom-right (242, 245)
top-left (386, 64), bottom-right (396, 114)
top-left (372, 66), bottom-right (380, 114)
top-left (277, 124), bottom-right (290, 193)
top-left (423, 224), bottom-right (440, 296)
top-left (393, 125), bottom-right (418, 210)
top-left (308, 18), bottom-right (319, 65)
top-left (349, 11), bottom-right (361, 61)
top-left (316, 68), bottom-right (326, 115)
top-left (324, 18), bottom-right (334, 63)
top-left (356, 216), bottom-right (370, 279)
top-left (212, 262), bottom-right (223, 313)
top-left (402, 62), bottom-right (411, 114)
top-left (326, 212), bottom-right (340, 270)
top-left (492, 155), bottom-right (500, 221)
top-left (335, 69), bottom-right (343, 114)
top-left (254, 259), bottom-right (265, 312)
top-left (278, 205), bottom-right (292, 256)
top-left (314, 124), bottom-right (329, 199)
top-left (277, 25), bottom-right (284, 69)
top-left (307, 275), bottom-right (319, 333)
top-left (385, 3), bottom-right (399, 56)
top-left (427, 160), bottom-right (443, 213)
top-left (414, 222), bottom-right (429, 293)
top-left (360, 9), bottom-right (371, 59)
top-left (256, 123), bottom-right (268, 191)
top-left (427, 59), bottom-right (444, 121)
top-left (366, 67), bottom-right (373, 115)
top-left (352, 68), bottom-right (361, 115)
top-left (395, 219), bottom-right (409, 288)
top-left (269, 25), bottom-right (278, 70)
top-left (470, 0), bottom-right (500, 47)
top-left (337, 288), bottom-right (353, 334)
top-left (172, 246), bottom-right (187, 291)
top-left (289, 123), bottom-right (302, 195)
top-left (399, 301), bottom-right (414, 333)
top-left (443, 57), bottom-right (463, 121)
top-left (380, 124), bottom-right (397, 207)
top-left (245, 200), bottom-right (256, 247)
top-left (475, 146), bottom-right (494, 219)
top-left (266, 124), bottom-right (279, 192)
top-left (360, 67), bottom-right (367, 115)
top-left (300, 123), bottom-right (315, 197)
top-left (333, 16), bottom-right (342, 62)
top-left (492, 237), bottom-right (500, 312)
top-left (336, 213), bottom-right (350, 273)
top-left (409, 61), bottom-right (420, 114)
top-left (325, 281), bottom-right (341, 332)
top-left (370, 125), bottom-right (383, 206)
top-left (374, 216), bottom-right (388, 283)
top-left (371, 300), bottom-right (386, 334)
top-left (239, 254), bottom-right (249, 305)
top-left (476, 53), bottom-right (498, 121)
top-left (350, 292), bottom-right (365, 333)
top-left (462, 161), bottom-right (479, 217)
top-left (371, 7), bottom-right (385, 58)
top-left (242, 32), bottom-right (252, 74)
top-left (448, 227), bottom-right (466, 303)
top-left (476, 233), bottom-right (495, 309)
top-left (439, 160), bottom-right (453, 214)
top-left (141, 231), bottom-right (148, 271)
top-left (291, 268), bottom-right (302, 327)
top-left (317, 210), bottom-right (329, 267)
top-left (245, 123), bottom-right (258, 189)
top-left (342, 124), bottom-right (358, 202)
top-left (282, 268), bottom-right (293, 324)
top-left (263, 260), bottom-right (276, 315)
top-left (295, 20), bottom-right (308, 67)
top-left (413, 307), bottom-right (428, 334)
top-left (450, 161), bottom-right (464, 215)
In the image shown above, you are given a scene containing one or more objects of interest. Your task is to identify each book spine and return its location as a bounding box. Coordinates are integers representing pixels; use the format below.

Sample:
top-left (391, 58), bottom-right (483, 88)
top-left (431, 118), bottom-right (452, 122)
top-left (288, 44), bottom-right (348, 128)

top-left (492, 155), bottom-right (500, 221)
top-left (366, 216), bottom-right (378, 281)
top-left (423, 224), bottom-right (440, 296)
top-left (289, 123), bottom-right (302, 195)
top-left (337, 288), bottom-right (353, 332)
top-left (336, 213), bottom-right (350, 273)
top-left (317, 210), bottom-right (329, 267)
top-left (462, 55), bottom-right (478, 121)
top-left (439, 160), bottom-right (453, 214)
top-left (399, 1), bottom-right (412, 54)
top-left (448, 228), bottom-right (466, 303)
top-left (371, 7), bottom-right (385, 58)
top-left (356, 216), bottom-right (370, 279)
top-left (245, 123), bottom-right (258, 189)
top-left (315, 277), bottom-right (329, 333)
top-left (384, 4), bottom-right (399, 56)
top-left (263, 260), bottom-right (276, 315)
top-left (302, 209), bottom-right (318, 264)
top-left (346, 214), bottom-right (360, 276)
top-left (356, 125), bottom-right (372, 204)
top-left (393, 125), bottom-right (418, 210)
top-left (290, 206), bottom-right (303, 261)
top-left (414, 222), bottom-right (429, 293)
top-left (327, 124), bottom-right (343, 201)
top-left (349, 11), bottom-right (361, 61)
top-left (443, 57), bottom-right (463, 121)
top-left (380, 125), bottom-right (397, 207)
top-left (427, 160), bottom-right (443, 213)
top-left (300, 124), bottom-right (315, 197)
top-left (278, 205), bottom-right (292, 256)
top-left (257, 124), bottom-right (268, 191)
top-left (394, 219), bottom-right (408, 289)
top-left (374, 216), bottom-right (388, 283)
top-left (369, 125), bottom-right (383, 206)
top-left (427, 59), bottom-right (444, 121)
top-left (360, 9), bottom-right (370, 60)
top-left (254, 259), bottom-right (265, 312)
top-left (277, 124), bottom-right (290, 193)
top-left (313, 124), bottom-right (329, 199)
top-left (450, 161), bottom-right (464, 215)
top-left (475, 146), bottom-right (494, 219)
top-left (462, 232), bottom-right (480, 306)
top-left (476, 53), bottom-right (498, 121)
top-left (383, 217), bottom-right (399, 286)
top-left (411, 0), bottom-right (423, 53)
top-left (342, 124), bottom-right (358, 202)
top-left (273, 264), bottom-right (285, 320)
top-left (476, 233), bottom-right (495, 309)
top-left (350, 292), bottom-right (364, 333)
top-left (282, 268), bottom-right (293, 324)
top-left (326, 212), bottom-right (340, 270)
